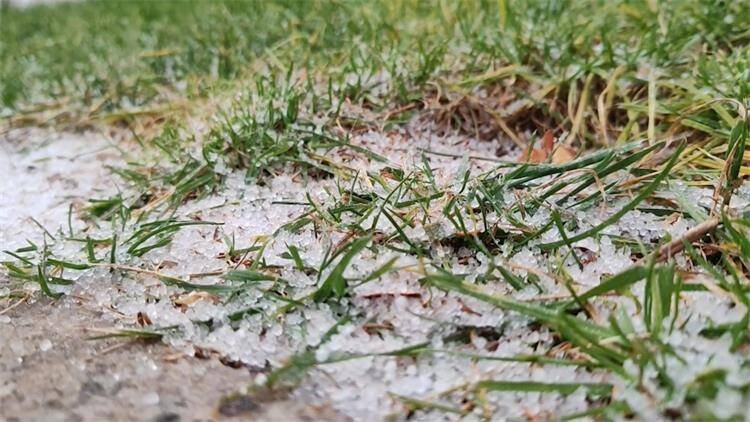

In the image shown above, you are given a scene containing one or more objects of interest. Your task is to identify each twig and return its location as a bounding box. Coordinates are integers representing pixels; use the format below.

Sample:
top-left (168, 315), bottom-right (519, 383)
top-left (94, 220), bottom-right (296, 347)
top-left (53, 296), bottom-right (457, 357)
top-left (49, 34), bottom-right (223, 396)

top-left (654, 216), bottom-right (721, 262)
top-left (0, 293), bottom-right (31, 315)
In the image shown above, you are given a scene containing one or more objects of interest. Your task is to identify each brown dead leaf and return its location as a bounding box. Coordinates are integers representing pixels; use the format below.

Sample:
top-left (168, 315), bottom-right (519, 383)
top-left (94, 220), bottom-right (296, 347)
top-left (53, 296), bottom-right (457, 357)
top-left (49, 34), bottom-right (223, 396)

top-left (173, 291), bottom-right (220, 308)
top-left (541, 129), bottom-right (554, 153)
top-left (137, 311), bottom-right (152, 326)
top-left (527, 148), bottom-right (548, 163)
top-left (552, 145), bottom-right (577, 164)
top-left (379, 168), bottom-right (401, 181)
top-left (523, 129), bottom-right (556, 163)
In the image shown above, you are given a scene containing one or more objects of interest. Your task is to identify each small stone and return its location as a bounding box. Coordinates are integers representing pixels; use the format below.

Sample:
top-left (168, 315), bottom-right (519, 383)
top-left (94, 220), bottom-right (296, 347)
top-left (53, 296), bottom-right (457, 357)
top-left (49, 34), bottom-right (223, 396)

top-left (154, 412), bottom-right (180, 422)
top-left (39, 339), bottom-right (53, 352)
top-left (218, 394), bottom-right (258, 417)
top-left (142, 392), bottom-right (160, 406)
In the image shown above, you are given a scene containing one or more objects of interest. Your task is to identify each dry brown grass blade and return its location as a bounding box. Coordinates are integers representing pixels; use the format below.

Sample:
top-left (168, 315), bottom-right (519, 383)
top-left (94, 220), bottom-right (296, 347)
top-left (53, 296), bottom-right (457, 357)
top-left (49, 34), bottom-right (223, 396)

top-left (655, 216), bottom-right (721, 262)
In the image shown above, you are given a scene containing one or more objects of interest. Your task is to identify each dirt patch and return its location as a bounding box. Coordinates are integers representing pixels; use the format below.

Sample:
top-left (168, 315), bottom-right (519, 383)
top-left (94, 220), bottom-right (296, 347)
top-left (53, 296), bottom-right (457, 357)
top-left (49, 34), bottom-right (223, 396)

top-left (0, 295), bottom-right (251, 421)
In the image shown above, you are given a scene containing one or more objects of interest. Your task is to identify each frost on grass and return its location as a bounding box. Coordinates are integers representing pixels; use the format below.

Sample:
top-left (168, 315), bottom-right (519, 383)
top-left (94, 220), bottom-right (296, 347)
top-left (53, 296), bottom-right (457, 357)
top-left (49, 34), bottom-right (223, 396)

top-left (2, 120), bottom-right (749, 420)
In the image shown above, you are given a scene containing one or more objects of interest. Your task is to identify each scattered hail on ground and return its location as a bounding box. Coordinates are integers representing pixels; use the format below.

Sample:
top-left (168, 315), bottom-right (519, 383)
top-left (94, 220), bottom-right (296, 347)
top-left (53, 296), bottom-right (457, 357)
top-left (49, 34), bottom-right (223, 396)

top-left (2, 121), bottom-right (749, 420)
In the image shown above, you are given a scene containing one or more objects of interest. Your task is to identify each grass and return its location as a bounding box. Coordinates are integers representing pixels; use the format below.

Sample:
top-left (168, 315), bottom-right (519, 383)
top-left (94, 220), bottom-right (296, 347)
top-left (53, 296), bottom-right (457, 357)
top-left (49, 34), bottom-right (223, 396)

top-left (2, 0), bottom-right (750, 419)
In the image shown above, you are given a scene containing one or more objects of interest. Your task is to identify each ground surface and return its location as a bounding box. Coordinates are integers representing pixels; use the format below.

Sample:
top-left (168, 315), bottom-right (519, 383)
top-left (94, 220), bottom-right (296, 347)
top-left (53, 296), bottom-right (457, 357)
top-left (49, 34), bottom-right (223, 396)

top-left (2, 1), bottom-right (750, 421)
top-left (0, 131), bottom-right (351, 421)
top-left (0, 131), bottom-right (247, 421)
